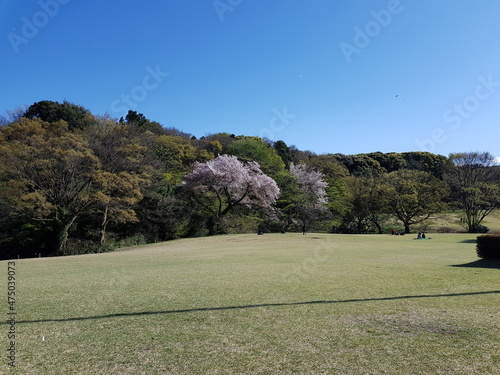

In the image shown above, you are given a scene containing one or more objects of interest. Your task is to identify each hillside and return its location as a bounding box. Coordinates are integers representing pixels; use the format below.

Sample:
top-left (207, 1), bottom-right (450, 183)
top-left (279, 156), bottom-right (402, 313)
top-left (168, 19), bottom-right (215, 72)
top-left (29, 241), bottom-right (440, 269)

top-left (1, 101), bottom-right (499, 259)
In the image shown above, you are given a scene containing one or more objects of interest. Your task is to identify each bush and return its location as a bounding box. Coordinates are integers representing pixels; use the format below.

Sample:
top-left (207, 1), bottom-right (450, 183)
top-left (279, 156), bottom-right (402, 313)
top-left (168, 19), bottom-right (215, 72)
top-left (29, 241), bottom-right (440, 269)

top-left (436, 226), bottom-right (456, 233)
top-left (63, 239), bottom-right (99, 256)
top-left (476, 234), bottom-right (500, 259)
top-left (257, 220), bottom-right (285, 233)
top-left (472, 224), bottom-right (490, 233)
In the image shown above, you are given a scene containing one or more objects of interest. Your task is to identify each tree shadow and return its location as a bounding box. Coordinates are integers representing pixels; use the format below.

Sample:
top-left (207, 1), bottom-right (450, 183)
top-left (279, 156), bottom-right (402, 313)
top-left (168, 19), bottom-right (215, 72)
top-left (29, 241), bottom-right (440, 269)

top-left (459, 239), bottom-right (477, 244)
top-left (11, 290), bottom-right (500, 325)
top-left (452, 259), bottom-right (500, 269)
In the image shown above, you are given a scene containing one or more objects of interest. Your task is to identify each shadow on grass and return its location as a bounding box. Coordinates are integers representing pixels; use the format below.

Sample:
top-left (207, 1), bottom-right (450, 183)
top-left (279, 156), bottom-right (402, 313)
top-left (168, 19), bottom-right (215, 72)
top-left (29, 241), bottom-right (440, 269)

top-left (459, 239), bottom-right (477, 244)
top-left (452, 259), bottom-right (500, 269)
top-left (12, 290), bottom-right (500, 325)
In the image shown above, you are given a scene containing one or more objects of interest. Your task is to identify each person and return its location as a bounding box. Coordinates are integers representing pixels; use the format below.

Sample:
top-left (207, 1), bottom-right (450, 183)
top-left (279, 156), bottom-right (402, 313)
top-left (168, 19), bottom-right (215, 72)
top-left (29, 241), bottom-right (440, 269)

top-left (302, 224), bottom-right (307, 235)
top-left (391, 229), bottom-right (396, 235)
top-left (422, 232), bottom-right (426, 239)
top-left (417, 232), bottom-right (422, 239)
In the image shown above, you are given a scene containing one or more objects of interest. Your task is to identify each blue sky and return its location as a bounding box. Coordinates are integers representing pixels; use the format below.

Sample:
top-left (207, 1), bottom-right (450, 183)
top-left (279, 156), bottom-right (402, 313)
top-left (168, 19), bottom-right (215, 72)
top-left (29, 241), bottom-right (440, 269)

top-left (1, 0), bottom-right (500, 157)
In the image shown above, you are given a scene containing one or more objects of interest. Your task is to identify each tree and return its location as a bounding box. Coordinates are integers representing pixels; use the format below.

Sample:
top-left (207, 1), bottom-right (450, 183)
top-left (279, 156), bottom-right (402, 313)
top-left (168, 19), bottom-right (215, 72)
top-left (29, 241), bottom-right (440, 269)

top-left (227, 137), bottom-right (285, 176)
top-left (340, 176), bottom-right (390, 233)
top-left (338, 176), bottom-right (371, 233)
top-left (364, 178), bottom-right (392, 234)
top-left (94, 171), bottom-right (146, 245)
top-left (385, 170), bottom-right (449, 233)
top-left (85, 118), bottom-right (153, 245)
top-left (273, 140), bottom-right (293, 169)
top-left (402, 152), bottom-right (451, 178)
top-left (0, 118), bottom-right (101, 253)
top-left (446, 152), bottom-right (500, 232)
top-left (0, 105), bottom-right (28, 127)
top-left (366, 152), bottom-right (407, 173)
top-left (23, 100), bottom-right (94, 130)
top-left (272, 170), bottom-right (303, 231)
top-left (154, 135), bottom-right (216, 175)
top-left (332, 153), bottom-right (385, 177)
top-left (290, 163), bottom-right (329, 230)
top-left (122, 110), bottom-right (166, 135)
top-left (183, 155), bottom-right (280, 235)
top-left (202, 132), bottom-right (237, 153)
top-left (134, 178), bottom-right (191, 241)
top-left (304, 154), bottom-right (349, 179)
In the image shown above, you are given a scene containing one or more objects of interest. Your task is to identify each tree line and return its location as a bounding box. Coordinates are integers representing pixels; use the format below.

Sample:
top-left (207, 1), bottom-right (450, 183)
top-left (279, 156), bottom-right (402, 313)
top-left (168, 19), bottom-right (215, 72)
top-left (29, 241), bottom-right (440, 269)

top-left (1, 101), bottom-right (499, 258)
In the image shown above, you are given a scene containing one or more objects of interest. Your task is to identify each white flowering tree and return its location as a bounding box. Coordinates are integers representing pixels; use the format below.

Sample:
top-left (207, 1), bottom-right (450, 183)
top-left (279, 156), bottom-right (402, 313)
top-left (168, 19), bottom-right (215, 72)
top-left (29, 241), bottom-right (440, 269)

top-left (290, 163), bottom-right (329, 230)
top-left (183, 155), bottom-right (280, 234)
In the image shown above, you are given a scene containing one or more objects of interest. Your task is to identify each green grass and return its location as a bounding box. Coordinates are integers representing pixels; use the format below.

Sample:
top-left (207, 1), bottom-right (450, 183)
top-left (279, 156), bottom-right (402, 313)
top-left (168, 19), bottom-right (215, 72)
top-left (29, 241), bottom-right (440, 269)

top-left (2, 233), bottom-right (500, 374)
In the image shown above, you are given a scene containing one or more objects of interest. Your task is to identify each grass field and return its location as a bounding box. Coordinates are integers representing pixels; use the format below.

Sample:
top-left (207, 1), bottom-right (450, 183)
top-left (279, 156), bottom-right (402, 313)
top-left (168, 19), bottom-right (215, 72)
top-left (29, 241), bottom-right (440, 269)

top-left (1, 233), bottom-right (500, 374)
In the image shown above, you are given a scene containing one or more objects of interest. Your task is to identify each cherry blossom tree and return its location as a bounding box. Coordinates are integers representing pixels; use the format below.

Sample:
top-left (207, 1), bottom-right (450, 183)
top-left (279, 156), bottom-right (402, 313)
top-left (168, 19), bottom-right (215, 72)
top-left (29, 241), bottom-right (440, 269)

top-left (183, 155), bottom-right (280, 234)
top-left (290, 163), bottom-right (329, 230)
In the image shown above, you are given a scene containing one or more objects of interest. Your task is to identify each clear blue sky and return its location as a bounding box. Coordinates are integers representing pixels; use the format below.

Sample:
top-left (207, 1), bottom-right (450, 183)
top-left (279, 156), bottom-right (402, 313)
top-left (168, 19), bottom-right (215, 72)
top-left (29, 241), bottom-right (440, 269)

top-left (2, 0), bottom-right (500, 157)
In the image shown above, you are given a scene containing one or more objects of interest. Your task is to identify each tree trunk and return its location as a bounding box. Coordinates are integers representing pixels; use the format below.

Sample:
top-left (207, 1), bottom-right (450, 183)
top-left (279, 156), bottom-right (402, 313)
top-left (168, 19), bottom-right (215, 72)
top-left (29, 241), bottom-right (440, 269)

top-left (207, 216), bottom-right (225, 235)
top-left (404, 222), bottom-right (410, 234)
top-left (55, 215), bottom-right (78, 254)
top-left (100, 204), bottom-right (109, 245)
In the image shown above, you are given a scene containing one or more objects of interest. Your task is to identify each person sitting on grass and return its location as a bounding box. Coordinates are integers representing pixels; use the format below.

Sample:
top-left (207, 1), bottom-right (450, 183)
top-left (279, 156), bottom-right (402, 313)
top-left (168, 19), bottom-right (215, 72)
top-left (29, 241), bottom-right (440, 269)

top-left (415, 232), bottom-right (432, 240)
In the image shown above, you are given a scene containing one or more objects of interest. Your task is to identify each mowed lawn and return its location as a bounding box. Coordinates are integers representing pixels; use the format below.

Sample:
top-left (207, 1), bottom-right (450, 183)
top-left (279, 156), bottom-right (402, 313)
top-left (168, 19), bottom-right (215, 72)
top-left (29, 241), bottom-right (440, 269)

top-left (2, 233), bottom-right (500, 374)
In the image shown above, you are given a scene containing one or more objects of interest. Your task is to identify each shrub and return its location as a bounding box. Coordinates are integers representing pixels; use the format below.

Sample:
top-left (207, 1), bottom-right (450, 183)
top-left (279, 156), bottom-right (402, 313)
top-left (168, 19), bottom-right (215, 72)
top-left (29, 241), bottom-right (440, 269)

top-left (473, 224), bottom-right (490, 233)
top-left (257, 220), bottom-right (285, 233)
top-left (63, 239), bottom-right (99, 256)
top-left (476, 234), bottom-right (500, 259)
top-left (436, 226), bottom-right (456, 233)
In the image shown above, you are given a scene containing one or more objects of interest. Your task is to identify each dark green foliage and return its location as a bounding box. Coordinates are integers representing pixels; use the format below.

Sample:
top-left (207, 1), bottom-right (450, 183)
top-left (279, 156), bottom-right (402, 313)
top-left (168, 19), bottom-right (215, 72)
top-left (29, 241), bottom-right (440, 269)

top-left (330, 151), bottom-right (450, 178)
top-left (366, 152), bottom-right (407, 172)
top-left (273, 140), bottom-right (293, 169)
top-left (123, 110), bottom-right (166, 135)
top-left (401, 152), bottom-right (450, 178)
top-left (134, 184), bottom-right (192, 241)
top-left (24, 100), bottom-right (93, 130)
top-left (476, 234), bottom-right (500, 259)
top-left (257, 220), bottom-right (286, 233)
top-left (124, 110), bottom-right (148, 126)
top-left (472, 224), bottom-right (489, 234)
top-left (0, 219), bottom-right (54, 258)
top-left (332, 153), bottom-right (385, 177)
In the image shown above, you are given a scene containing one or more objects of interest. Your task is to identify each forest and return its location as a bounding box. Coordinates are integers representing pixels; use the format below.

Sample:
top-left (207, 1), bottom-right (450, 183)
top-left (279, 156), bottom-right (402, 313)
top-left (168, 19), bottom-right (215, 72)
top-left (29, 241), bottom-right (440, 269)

top-left (1, 100), bottom-right (499, 259)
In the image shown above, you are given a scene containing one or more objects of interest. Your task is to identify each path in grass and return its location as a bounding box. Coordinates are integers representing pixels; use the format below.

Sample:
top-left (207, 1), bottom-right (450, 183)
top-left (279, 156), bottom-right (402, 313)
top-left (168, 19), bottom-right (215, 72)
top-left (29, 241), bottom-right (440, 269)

top-left (2, 233), bottom-right (499, 374)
